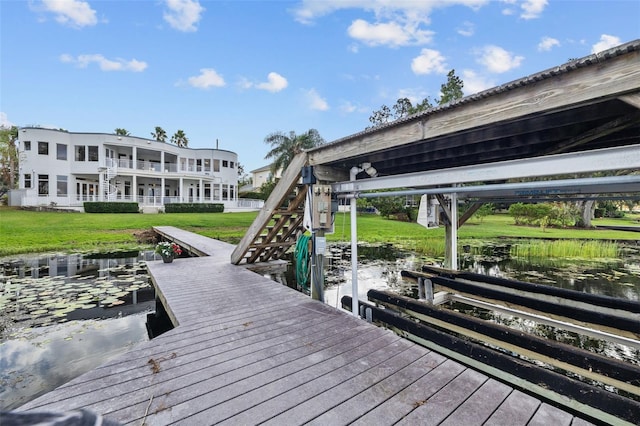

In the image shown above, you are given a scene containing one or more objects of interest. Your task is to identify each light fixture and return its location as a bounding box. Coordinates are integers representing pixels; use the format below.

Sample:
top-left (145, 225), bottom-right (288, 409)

top-left (360, 162), bottom-right (378, 177)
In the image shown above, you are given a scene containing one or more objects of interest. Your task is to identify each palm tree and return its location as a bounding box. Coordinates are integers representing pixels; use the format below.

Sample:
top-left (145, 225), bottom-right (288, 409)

top-left (114, 128), bottom-right (130, 136)
top-left (264, 129), bottom-right (325, 174)
top-left (171, 130), bottom-right (189, 147)
top-left (151, 126), bottom-right (167, 142)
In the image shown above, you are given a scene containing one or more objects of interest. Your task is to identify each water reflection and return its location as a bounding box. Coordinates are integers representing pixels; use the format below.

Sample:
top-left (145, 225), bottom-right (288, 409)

top-left (0, 251), bottom-right (156, 330)
top-left (0, 251), bottom-right (157, 410)
top-left (0, 314), bottom-right (148, 410)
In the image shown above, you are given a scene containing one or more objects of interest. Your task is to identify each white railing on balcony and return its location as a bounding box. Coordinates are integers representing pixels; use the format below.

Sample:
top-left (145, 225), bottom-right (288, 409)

top-left (116, 158), bottom-right (133, 169)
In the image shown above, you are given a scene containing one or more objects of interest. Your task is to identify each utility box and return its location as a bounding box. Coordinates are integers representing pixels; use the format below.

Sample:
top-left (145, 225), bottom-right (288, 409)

top-left (312, 184), bottom-right (334, 232)
top-left (417, 194), bottom-right (439, 228)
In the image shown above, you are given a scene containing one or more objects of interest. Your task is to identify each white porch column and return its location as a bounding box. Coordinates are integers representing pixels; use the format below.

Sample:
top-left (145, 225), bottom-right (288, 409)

top-left (179, 177), bottom-right (184, 202)
top-left (199, 179), bottom-right (203, 202)
top-left (161, 178), bottom-right (165, 205)
top-left (132, 147), bottom-right (137, 171)
top-left (98, 171), bottom-right (104, 202)
top-left (132, 175), bottom-right (137, 202)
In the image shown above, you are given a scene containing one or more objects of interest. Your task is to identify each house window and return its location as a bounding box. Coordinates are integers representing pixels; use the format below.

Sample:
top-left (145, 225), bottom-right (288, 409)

top-left (38, 141), bottom-right (49, 155)
top-left (38, 174), bottom-right (49, 195)
top-left (230, 185), bottom-right (235, 200)
top-left (24, 174), bottom-right (32, 188)
top-left (204, 183), bottom-right (211, 198)
top-left (204, 159), bottom-right (211, 172)
top-left (222, 160), bottom-right (229, 168)
top-left (88, 146), bottom-right (98, 162)
top-left (196, 159), bottom-right (202, 172)
top-left (75, 146), bottom-right (86, 161)
top-left (230, 161), bottom-right (235, 168)
top-left (213, 159), bottom-right (220, 172)
top-left (57, 175), bottom-right (68, 196)
top-left (24, 141), bottom-right (31, 151)
top-left (222, 184), bottom-right (229, 200)
top-left (56, 143), bottom-right (67, 160)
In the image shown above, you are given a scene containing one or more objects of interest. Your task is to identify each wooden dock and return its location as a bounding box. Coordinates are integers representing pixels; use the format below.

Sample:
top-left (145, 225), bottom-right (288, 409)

top-left (17, 227), bottom-right (596, 425)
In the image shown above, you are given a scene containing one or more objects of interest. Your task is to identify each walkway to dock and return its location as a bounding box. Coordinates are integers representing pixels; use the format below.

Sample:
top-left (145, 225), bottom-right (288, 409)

top-left (18, 227), bottom-right (595, 425)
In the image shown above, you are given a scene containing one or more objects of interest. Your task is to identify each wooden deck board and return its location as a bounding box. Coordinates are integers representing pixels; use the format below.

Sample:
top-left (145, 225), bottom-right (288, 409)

top-left (440, 378), bottom-right (512, 426)
top-left (16, 227), bottom-right (599, 425)
top-left (395, 368), bottom-right (489, 425)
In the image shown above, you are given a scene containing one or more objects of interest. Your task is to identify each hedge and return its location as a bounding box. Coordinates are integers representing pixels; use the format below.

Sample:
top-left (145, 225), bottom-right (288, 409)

top-left (164, 203), bottom-right (224, 213)
top-left (84, 202), bottom-right (139, 213)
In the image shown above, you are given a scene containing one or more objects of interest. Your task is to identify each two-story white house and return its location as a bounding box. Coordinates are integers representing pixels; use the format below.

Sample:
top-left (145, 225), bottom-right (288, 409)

top-left (13, 128), bottom-right (247, 211)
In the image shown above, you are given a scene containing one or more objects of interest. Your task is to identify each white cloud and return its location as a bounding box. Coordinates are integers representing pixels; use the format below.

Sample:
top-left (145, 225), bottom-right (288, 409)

top-left (0, 112), bottom-right (15, 128)
top-left (187, 68), bottom-right (225, 89)
top-left (293, 1), bottom-right (486, 47)
top-left (591, 34), bottom-right (622, 54)
top-left (38, 0), bottom-right (97, 28)
top-left (347, 19), bottom-right (434, 47)
top-left (292, 0), bottom-right (487, 24)
top-left (411, 48), bottom-right (447, 75)
top-left (461, 69), bottom-right (496, 95)
top-left (457, 21), bottom-right (475, 37)
top-left (520, 0), bottom-right (548, 19)
top-left (538, 36), bottom-right (560, 51)
top-left (304, 89), bottom-right (329, 111)
top-left (59, 54), bottom-right (147, 72)
top-left (256, 72), bottom-right (288, 93)
top-left (476, 45), bottom-right (523, 73)
top-left (163, 0), bottom-right (205, 32)
top-left (397, 88), bottom-right (430, 106)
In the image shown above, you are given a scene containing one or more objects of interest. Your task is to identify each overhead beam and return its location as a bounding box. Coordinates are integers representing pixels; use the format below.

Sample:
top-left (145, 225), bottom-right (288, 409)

top-left (340, 175), bottom-right (640, 201)
top-left (620, 93), bottom-right (640, 109)
top-left (332, 144), bottom-right (640, 193)
top-left (309, 47), bottom-right (640, 166)
top-left (544, 111), bottom-right (640, 155)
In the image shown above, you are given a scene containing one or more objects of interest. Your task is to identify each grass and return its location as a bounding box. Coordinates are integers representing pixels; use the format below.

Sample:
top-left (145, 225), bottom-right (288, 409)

top-left (1, 206), bottom-right (638, 257)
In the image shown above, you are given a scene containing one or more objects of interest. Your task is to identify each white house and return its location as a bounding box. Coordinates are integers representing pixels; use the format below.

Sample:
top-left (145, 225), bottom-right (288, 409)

top-left (12, 128), bottom-right (253, 211)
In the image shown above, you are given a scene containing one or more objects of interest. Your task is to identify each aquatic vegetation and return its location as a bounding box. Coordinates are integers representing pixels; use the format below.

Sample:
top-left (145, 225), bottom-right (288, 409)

top-left (510, 239), bottom-right (619, 259)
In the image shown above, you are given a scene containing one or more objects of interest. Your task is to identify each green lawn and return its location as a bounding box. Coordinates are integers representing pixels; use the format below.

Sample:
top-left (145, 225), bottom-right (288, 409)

top-left (1, 206), bottom-right (637, 257)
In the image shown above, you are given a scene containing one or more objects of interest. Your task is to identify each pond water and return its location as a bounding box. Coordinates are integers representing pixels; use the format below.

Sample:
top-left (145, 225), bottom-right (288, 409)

top-left (320, 243), bottom-right (640, 307)
top-left (0, 251), bottom-right (157, 410)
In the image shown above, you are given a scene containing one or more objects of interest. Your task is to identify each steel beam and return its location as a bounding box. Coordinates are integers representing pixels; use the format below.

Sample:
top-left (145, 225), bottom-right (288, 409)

top-left (332, 145), bottom-right (640, 194)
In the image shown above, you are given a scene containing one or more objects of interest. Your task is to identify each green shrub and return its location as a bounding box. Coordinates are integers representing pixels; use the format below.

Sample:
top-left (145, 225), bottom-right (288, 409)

top-left (239, 191), bottom-right (266, 200)
top-left (84, 202), bottom-right (139, 213)
top-left (164, 203), bottom-right (224, 213)
top-left (509, 203), bottom-right (552, 226)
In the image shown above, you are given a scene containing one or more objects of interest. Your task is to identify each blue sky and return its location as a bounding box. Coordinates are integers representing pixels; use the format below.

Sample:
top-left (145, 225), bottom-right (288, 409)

top-left (1, 0), bottom-right (639, 173)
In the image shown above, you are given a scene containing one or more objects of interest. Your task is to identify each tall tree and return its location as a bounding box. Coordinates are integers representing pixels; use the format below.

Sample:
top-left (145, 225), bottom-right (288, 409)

top-left (264, 129), bottom-right (325, 175)
top-left (171, 130), bottom-right (189, 147)
top-left (368, 69), bottom-right (463, 128)
top-left (151, 126), bottom-right (167, 142)
top-left (0, 126), bottom-right (19, 197)
top-left (114, 128), bottom-right (130, 136)
top-left (437, 69), bottom-right (464, 105)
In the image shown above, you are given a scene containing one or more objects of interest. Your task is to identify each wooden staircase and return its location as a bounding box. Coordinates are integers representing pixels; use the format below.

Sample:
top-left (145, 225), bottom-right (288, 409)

top-left (231, 153), bottom-right (308, 265)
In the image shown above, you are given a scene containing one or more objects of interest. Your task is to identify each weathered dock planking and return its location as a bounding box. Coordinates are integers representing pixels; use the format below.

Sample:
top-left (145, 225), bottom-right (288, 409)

top-left (17, 227), bottom-right (596, 425)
